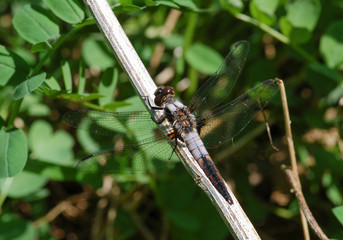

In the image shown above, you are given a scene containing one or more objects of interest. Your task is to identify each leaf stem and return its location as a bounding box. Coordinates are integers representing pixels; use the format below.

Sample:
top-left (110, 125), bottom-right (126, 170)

top-left (31, 20), bottom-right (95, 76)
top-left (234, 13), bottom-right (317, 63)
top-left (183, 13), bottom-right (198, 101)
top-left (7, 99), bottom-right (23, 129)
top-left (77, 60), bottom-right (86, 94)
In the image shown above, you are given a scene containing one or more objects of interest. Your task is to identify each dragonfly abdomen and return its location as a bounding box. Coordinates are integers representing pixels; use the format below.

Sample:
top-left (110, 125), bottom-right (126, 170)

top-left (184, 131), bottom-right (233, 204)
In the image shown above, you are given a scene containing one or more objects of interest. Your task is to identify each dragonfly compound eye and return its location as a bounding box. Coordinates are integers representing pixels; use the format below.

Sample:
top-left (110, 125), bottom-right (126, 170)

top-left (154, 87), bottom-right (165, 106)
top-left (154, 87), bottom-right (164, 96)
top-left (154, 86), bottom-right (175, 106)
top-left (164, 86), bottom-right (175, 96)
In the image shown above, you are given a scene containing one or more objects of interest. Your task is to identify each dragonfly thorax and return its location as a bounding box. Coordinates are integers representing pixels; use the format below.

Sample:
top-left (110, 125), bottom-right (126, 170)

top-left (165, 101), bottom-right (197, 136)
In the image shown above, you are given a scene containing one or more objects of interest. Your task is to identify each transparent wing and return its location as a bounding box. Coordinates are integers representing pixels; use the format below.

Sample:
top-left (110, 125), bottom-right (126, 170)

top-left (188, 40), bottom-right (250, 117)
top-left (76, 136), bottom-right (178, 173)
top-left (62, 110), bottom-right (159, 141)
top-left (197, 79), bottom-right (279, 148)
top-left (62, 110), bottom-right (178, 172)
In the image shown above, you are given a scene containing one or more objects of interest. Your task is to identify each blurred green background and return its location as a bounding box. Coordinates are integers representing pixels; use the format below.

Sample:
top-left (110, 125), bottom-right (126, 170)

top-left (0, 0), bottom-right (343, 239)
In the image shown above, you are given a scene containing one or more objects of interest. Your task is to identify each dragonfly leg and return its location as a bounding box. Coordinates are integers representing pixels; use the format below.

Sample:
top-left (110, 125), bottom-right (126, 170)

top-left (154, 114), bottom-right (166, 124)
top-left (171, 136), bottom-right (180, 159)
top-left (142, 95), bottom-right (164, 110)
top-left (142, 95), bottom-right (154, 108)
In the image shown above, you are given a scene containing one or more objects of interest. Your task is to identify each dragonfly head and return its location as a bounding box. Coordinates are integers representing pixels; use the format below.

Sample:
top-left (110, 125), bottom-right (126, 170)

top-left (154, 86), bottom-right (175, 106)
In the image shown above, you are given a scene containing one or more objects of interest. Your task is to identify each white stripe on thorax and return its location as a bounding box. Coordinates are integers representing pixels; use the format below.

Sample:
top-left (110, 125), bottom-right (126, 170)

top-left (165, 100), bottom-right (184, 113)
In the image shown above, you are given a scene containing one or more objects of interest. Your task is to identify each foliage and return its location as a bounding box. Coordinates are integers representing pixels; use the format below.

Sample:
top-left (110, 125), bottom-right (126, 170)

top-left (0, 0), bottom-right (342, 239)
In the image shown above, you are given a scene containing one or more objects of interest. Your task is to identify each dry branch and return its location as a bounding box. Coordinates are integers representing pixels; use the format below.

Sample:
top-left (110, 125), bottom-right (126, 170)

top-left (277, 78), bottom-right (310, 240)
top-left (284, 168), bottom-right (329, 240)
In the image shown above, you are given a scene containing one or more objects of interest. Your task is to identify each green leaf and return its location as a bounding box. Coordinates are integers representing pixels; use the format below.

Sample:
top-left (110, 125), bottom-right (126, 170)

top-left (307, 63), bottom-right (338, 96)
top-left (158, 170), bottom-right (196, 208)
top-left (13, 72), bottom-right (47, 100)
top-left (8, 171), bottom-right (47, 198)
top-left (333, 206), bottom-right (343, 226)
top-left (31, 42), bottom-right (52, 53)
top-left (0, 215), bottom-right (36, 240)
top-left (31, 35), bottom-right (60, 53)
top-left (280, 0), bottom-right (321, 44)
top-left (308, 63), bottom-right (343, 84)
top-left (99, 68), bottom-right (118, 106)
top-left (115, 96), bottom-right (145, 112)
top-left (82, 38), bottom-right (116, 71)
top-left (249, 0), bottom-right (278, 25)
top-left (28, 120), bottom-right (74, 165)
top-left (173, 0), bottom-right (197, 9)
top-left (316, 150), bottom-right (343, 176)
top-left (43, 0), bottom-right (85, 24)
top-left (167, 210), bottom-right (199, 231)
top-left (24, 158), bottom-right (85, 182)
top-left (319, 20), bottom-right (343, 69)
top-left (12, 4), bottom-right (60, 44)
top-left (155, 1), bottom-right (180, 8)
top-left (220, 0), bottom-right (244, 14)
top-left (163, 34), bottom-right (184, 49)
top-left (0, 128), bottom-right (28, 178)
top-left (76, 126), bottom-right (100, 155)
top-left (0, 45), bottom-right (29, 86)
top-left (77, 60), bottom-right (86, 94)
top-left (326, 86), bottom-right (343, 106)
top-left (45, 76), bottom-right (61, 91)
top-left (27, 104), bottom-right (51, 116)
top-left (279, 18), bottom-right (312, 44)
top-left (61, 60), bottom-right (73, 93)
top-left (103, 101), bottom-right (131, 111)
top-left (61, 93), bottom-right (104, 102)
top-left (145, 0), bottom-right (156, 7)
top-left (20, 95), bottom-right (51, 117)
top-left (185, 43), bottom-right (223, 75)
top-left (247, 60), bottom-right (278, 86)
top-left (326, 182), bottom-right (343, 205)
top-left (113, 4), bottom-right (145, 13)
top-left (286, 0), bottom-right (320, 29)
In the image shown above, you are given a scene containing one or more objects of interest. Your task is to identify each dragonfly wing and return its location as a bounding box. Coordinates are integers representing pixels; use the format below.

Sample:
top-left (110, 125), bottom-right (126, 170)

top-left (188, 41), bottom-right (250, 117)
top-left (76, 136), bottom-right (178, 173)
top-left (198, 79), bottom-right (279, 148)
top-left (62, 110), bottom-right (160, 141)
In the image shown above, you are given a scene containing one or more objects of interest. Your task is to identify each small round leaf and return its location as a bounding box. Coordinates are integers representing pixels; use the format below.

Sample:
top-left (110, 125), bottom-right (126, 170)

top-left (43, 0), bottom-right (85, 24)
top-left (0, 45), bottom-right (29, 86)
top-left (320, 20), bottom-right (343, 69)
top-left (13, 72), bottom-right (47, 100)
top-left (13, 4), bottom-right (59, 44)
top-left (0, 128), bottom-right (28, 178)
top-left (82, 38), bottom-right (116, 71)
top-left (8, 171), bottom-right (47, 198)
top-left (185, 44), bottom-right (223, 75)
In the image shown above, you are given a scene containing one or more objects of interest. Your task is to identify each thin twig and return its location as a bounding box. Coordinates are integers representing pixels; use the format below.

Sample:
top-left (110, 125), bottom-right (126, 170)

top-left (256, 87), bottom-right (279, 151)
top-left (284, 168), bottom-right (329, 240)
top-left (106, 178), bottom-right (119, 240)
top-left (86, 0), bottom-right (262, 239)
top-left (277, 78), bottom-right (311, 240)
top-left (149, 9), bottom-right (182, 74)
top-left (33, 192), bottom-right (90, 228)
top-left (91, 176), bottom-right (116, 240)
top-left (233, 13), bottom-right (317, 63)
top-left (215, 119), bottom-right (276, 163)
top-left (259, 108), bottom-right (279, 151)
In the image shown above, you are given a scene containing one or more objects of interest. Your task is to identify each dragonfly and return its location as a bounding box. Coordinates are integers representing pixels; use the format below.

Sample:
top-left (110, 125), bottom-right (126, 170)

top-left (62, 40), bottom-right (279, 205)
